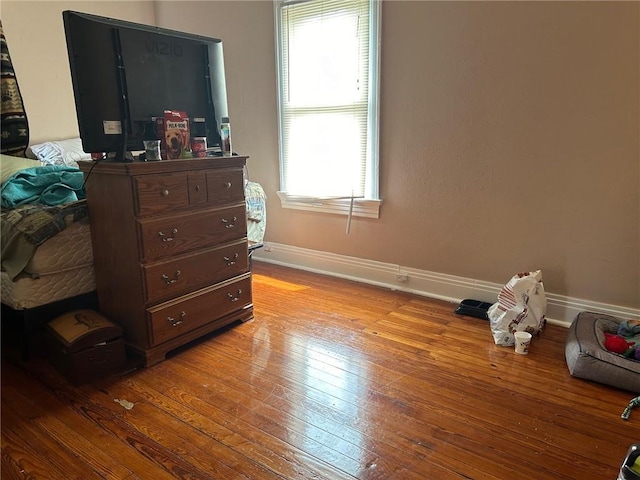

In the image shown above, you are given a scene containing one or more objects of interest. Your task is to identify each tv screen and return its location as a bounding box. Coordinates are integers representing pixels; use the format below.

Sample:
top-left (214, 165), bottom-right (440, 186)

top-left (63, 10), bottom-right (229, 158)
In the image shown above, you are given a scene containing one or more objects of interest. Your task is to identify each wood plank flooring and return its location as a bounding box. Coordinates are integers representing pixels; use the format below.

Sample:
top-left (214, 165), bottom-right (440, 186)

top-left (2, 261), bottom-right (638, 479)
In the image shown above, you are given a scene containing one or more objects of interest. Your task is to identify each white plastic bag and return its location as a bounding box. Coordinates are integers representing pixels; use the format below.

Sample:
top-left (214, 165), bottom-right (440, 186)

top-left (487, 270), bottom-right (547, 346)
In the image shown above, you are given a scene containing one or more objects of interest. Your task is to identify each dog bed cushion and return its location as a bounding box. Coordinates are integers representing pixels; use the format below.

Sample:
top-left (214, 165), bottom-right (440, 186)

top-left (565, 311), bottom-right (640, 393)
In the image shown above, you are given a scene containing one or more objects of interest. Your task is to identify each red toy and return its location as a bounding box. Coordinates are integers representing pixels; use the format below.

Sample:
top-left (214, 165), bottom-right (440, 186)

top-left (604, 332), bottom-right (634, 354)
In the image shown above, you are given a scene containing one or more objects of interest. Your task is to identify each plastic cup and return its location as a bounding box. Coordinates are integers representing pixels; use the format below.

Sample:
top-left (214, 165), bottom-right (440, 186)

top-left (514, 331), bottom-right (532, 354)
top-left (144, 140), bottom-right (162, 161)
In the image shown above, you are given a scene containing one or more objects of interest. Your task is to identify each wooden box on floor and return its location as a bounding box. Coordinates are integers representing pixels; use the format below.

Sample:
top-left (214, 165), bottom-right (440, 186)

top-left (47, 309), bottom-right (125, 385)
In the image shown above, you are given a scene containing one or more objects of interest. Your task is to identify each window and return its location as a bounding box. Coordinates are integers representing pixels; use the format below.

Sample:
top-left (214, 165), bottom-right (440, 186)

top-left (274, 0), bottom-right (381, 218)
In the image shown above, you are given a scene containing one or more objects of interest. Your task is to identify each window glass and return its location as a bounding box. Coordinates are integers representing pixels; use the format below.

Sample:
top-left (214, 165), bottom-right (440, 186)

top-left (275, 0), bottom-right (380, 209)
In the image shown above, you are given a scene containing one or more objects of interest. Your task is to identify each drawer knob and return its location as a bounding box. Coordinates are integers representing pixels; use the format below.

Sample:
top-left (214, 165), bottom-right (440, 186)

top-left (167, 311), bottom-right (186, 327)
top-left (161, 270), bottom-right (181, 285)
top-left (161, 189), bottom-right (170, 196)
top-left (224, 182), bottom-right (232, 189)
top-left (158, 228), bottom-right (178, 242)
top-left (227, 289), bottom-right (242, 302)
top-left (224, 253), bottom-right (239, 266)
top-left (221, 217), bottom-right (237, 229)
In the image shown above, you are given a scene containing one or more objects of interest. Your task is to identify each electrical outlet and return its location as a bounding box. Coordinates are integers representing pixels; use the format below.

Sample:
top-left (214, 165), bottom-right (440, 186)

top-left (396, 274), bottom-right (408, 283)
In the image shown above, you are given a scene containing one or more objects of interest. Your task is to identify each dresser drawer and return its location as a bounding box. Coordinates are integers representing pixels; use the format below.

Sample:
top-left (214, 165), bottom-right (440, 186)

top-left (147, 274), bottom-right (252, 346)
top-left (138, 205), bottom-right (247, 261)
top-left (135, 172), bottom-right (191, 216)
top-left (134, 168), bottom-right (244, 216)
top-left (206, 169), bottom-right (244, 205)
top-left (143, 240), bottom-right (249, 304)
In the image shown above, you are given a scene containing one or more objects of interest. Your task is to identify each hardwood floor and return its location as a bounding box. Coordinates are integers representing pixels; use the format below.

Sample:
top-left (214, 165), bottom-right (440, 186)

top-left (2, 261), bottom-right (637, 479)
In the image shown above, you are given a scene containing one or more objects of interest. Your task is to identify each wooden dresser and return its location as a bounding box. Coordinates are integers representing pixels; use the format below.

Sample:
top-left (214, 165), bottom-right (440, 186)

top-left (79, 157), bottom-right (253, 366)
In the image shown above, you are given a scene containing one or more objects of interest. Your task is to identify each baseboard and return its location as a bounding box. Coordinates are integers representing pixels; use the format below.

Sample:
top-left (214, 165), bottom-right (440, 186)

top-left (252, 242), bottom-right (640, 327)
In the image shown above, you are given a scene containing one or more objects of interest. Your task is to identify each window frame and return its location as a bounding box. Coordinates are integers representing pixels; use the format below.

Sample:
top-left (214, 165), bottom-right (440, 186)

top-left (273, 0), bottom-right (382, 219)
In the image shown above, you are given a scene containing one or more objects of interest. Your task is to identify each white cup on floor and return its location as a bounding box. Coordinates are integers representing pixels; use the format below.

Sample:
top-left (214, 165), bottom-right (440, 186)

top-left (514, 331), bottom-right (532, 354)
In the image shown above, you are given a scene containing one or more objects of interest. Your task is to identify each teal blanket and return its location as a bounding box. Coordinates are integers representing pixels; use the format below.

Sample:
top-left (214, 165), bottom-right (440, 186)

top-left (1, 165), bottom-right (85, 208)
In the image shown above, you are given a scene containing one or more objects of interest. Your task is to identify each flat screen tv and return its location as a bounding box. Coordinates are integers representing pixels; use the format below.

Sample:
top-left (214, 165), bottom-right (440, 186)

top-left (62, 10), bottom-right (229, 159)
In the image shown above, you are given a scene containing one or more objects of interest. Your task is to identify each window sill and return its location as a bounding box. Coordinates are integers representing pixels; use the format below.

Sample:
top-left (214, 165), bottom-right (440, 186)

top-left (276, 191), bottom-right (381, 219)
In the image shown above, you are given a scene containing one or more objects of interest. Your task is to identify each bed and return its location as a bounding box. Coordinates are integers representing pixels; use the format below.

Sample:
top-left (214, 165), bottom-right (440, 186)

top-left (1, 149), bottom-right (98, 359)
top-left (0, 22), bottom-right (96, 342)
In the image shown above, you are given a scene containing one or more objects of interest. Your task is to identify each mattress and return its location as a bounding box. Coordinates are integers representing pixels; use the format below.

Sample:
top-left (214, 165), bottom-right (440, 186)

top-left (1, 266), bottom-right (95, 310)
top-left (0, 218), bottom-right (95, 310)
top-left (21, 218), bottom-right (93, 275)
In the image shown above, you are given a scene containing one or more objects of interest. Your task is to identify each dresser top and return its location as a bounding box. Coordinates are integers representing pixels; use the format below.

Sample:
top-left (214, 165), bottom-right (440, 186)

top-left (79, 155), bottom-right (248, 176)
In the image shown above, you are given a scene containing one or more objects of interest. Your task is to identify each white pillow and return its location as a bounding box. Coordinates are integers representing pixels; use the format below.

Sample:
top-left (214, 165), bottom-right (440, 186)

top-left (28, 138), bottom-right (91, 168)
top-left (0, 154), bottom-right (43, 184)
